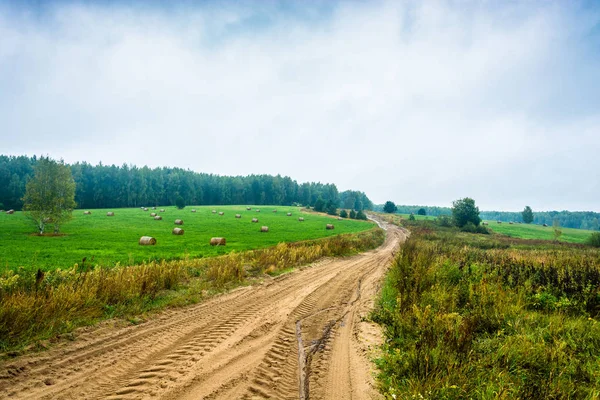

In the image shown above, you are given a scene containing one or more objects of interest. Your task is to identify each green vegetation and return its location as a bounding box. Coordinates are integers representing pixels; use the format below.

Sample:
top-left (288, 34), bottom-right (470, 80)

top-left (373, 219), bottom-right (600, 399)
top-left (485, 220), bottom-right (596, 244)
top-left (0, 155), bottom-right (372, 213)
top-left (22, 157), bottom-right (76, 235)
top-left (0, 206), bottom-right (373, 272)
top-left (522, 205), bottom-right (534, 224)
top-left (588, 232), bottom-right (600, 247)
top-left (451, 197), bottom-right (481, 228)
top-left (383, 201), bottom-right (397, 213)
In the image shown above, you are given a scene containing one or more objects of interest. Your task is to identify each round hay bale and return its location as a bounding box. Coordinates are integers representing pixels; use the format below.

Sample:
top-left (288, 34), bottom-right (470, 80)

top-left (191, 209), bottom-right (196, 213)
top-left (260, 226), bottom-right (269, 232)
top-left (212, 210), bottom-right (217, 214)
top-left (298, 217), bottom-right (304, 221)
top-left (326, 224), bottom-right (334, 230)
top-left (172, 227), bottom-right (184, 235)
top-left (287, 213), bottom-right (292, 216)
top-left (143, 207), bottom-right (148, 211)
top-left (235, 214), bottom-right (241, 218)
top-left (160, 209), bottom-right (165, 212)
top-left (152, 207), bottom-right (156, 210)
top-left (6, 210), bottom-right (14, 214)
top-left (338, 217), bottom-right (343, 220)
top-left (210, 237), bottom-right (226, 246)
top-left (256, 209), bottom-right (260, 212)
top-left (106, 212), bottom-right (114, 217)
top-left (139, 236), bottom-right (156, 245)
top-left (246, 207), bottom-right (251, 210)
top-left (150, 212), bottom-right (157, 217)
top-left (273, 210), bottom-right (277, 213)
top-left (154, 215), bottom-right (162, 220)
top-left (83, 211), bottom-right (91, 215)
top-left (252, 218), bottom-right (259, 223)
top-left (174, 219), bottom-right (183, 225)
top-left (219, 211), bottom-right (224, 216)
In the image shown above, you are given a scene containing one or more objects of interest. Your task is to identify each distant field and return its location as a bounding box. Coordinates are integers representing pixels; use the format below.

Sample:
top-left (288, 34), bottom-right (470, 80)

top-left (484, 220), bottom-right (595, 244)
top-left (0, 206), bottom-right (373, 271)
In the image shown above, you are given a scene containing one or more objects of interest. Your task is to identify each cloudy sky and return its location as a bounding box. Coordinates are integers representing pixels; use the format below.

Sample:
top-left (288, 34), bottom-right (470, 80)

top-left (1, 0), bottom-right (599, 211)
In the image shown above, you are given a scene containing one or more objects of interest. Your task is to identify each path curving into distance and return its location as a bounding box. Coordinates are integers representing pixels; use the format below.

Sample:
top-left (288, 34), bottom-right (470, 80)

top-left (0, 221), bottom-right (406, 400)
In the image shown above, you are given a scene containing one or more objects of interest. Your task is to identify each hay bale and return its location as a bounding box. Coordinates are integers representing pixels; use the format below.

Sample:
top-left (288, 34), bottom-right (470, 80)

top-left (106, 212), bottom-right (114, 216)
top-left (252, 218), bottom-right (259, 223)
top-left (154, 215), bottom-right (162, 220)
top-left (143, 207), bottom-right (148, 211)
top-left (172, 227), bottom-right (184, 235)
top-left (83, 211), bottom-right (91, 215)
top-left (219, 211), bottom-right (224, 216)
top-left (337, 217), bottom-right (343, 220)
top-left (509, 221), bottom-right (514, 225)
top-left (246, 207), bottom-right (251, 210)
top-left (260, 226), bottom-right (269, 232)
top-left (235, 214), bottom-right (241, 218)
top-left (273, 210), bottom-right (277, 213)
top-left (256, 209), bottom-right (260, 212)
top-left (543, 223), bottom-right (548, 227)
top-left (139, 236), bottom-right (156, 245)
top-left (482, 221), bottom-right (488, 225)
top-left (160, 209), bottom-right (165, 212)
top-left (150, 212), bottom-right (157, 217)
top-left (191, 209), bottom-right (196, 213)
top-left (287, 213), bottom-right (292, 216)
top-left (212, 210), bottom-right (217, 214)
top-left (6, 210), bottom-right (14, 214)
top-left (326, 224), bottom-right (334, 230)
top-left (152, 207), bottom-right (156, 210)
top-left (174, 219), bottom-right (183, 225)
top-left (497, 221), bottom-right (502, 224)
top-left (298, 217), bottom-right (304, 221)
top-left (210, 237), bottom-right (226, 246)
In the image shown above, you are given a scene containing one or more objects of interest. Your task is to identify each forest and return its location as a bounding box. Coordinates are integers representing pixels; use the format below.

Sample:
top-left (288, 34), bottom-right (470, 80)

top-left (373, 204), bottom-right (600, 230)
top-left (0, 155), bottom-right (372, 211)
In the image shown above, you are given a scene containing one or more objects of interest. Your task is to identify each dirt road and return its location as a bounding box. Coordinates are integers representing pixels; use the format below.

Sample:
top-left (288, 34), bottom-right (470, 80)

top-left (1, 223), bottom-right (404, 400)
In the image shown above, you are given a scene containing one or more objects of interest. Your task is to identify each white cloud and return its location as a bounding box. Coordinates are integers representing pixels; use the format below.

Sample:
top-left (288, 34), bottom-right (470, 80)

top-left (1, 1), bottom-right (599, 211)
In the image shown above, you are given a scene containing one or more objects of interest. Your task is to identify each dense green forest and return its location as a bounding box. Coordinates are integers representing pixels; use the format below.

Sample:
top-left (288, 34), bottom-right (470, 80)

top-left (373, 204), bottom-right (600, 230)
top-left (0, 155), bottom-right (372, 211)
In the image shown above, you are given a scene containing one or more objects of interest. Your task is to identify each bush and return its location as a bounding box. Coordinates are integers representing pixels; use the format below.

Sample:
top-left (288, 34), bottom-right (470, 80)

top-left (339, 209), bottom-right (348, 218)
top-left (460, 221), bottom-right (477, 233)
top-left (349, 210), bottom-right (357, 219)
top-left (175, 195), bottom-right (185, 209)
top-left (588, 232), bottom-right (600, 247)
top-left (356, 210), bottom-right (367, 220)
top-left (437, 215), bottom-right (453, 227)
top-left (409, 214), bottom-right (416, 221)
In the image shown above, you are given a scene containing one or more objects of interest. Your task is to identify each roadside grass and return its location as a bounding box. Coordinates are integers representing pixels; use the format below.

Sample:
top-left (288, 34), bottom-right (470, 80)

top-left (0, 205), bottom-right (372, 272)
top-left (373, 220), bottom-right (600, 399)
top-left (0, 224), bottom-right (384, 354)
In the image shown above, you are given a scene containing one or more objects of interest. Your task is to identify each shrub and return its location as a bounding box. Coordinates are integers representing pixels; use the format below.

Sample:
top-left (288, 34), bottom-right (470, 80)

top-left (437, 215), bottom-right (453, 227)
top-left (588, 232), bottom-right (600, 247)
top-left (339, 209), bottom-right (348, 218)
top-left (175, 195), bottom-right (185, 209)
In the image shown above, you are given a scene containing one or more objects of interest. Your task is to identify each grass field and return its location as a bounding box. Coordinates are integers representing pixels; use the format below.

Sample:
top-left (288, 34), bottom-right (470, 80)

top-left (483, 220), bottom-right (596, 244)
top-left (0, 206), bottom-right (373, 272)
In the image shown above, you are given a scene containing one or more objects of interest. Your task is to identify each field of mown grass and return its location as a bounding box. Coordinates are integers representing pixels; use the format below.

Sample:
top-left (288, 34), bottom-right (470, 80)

top-left (483, 220), bottom-right (595, 244)
top-left (373, 219), bottom-right (600, 399)
top-left (0, 206), bottom-right (372, 272)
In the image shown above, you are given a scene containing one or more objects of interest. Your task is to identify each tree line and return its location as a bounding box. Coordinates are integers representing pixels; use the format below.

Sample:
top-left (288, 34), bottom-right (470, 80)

top-left (0, 155), bottom-right (373, 211)
top-left (374, 202), bottom-right (600, 230)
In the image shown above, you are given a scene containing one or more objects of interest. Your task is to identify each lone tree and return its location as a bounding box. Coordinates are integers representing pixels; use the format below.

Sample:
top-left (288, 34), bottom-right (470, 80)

top-left (383, 201), bottom-right (397, 213)
top-left (451, 197), bottom-right (481, 228)
top-left (417, 208), bottom-right (427, 216)
top-left (175, 194), bottom-right (185, 209)
top-left (522, 205), bottom-right (534, 224)
top-left (22, 157), bottom-right (76, 234)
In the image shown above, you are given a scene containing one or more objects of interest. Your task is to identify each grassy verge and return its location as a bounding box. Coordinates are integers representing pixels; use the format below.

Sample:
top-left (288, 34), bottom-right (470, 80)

top-left (0, 227), bottom-right (384, 355)
top-left (373, 220), bottom-right (600, 399)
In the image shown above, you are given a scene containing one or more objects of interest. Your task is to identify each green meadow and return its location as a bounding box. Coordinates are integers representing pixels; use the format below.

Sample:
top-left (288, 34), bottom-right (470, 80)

top-left (483, 220), bottom-right (595, 244)
top-left (0, 206), bottom-right (373, 272)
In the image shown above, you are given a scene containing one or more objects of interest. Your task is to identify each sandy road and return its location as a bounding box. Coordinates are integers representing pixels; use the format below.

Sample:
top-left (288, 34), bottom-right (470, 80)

top-left (0, 223), bottom-right (405, 400)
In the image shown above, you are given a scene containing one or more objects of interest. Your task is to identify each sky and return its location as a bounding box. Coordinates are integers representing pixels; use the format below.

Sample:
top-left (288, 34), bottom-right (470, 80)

top-left (1, 0), bottom-right (599, 211)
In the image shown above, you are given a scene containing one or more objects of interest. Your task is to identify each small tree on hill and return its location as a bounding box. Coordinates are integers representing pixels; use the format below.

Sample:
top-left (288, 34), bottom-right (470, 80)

top-left (175, 195), bottom-right (185, 209)
top-left (314, 197), bottom-right (325, 212)
top-left (417, 208), bottom-right (426, 216)
top-left (451, 197), bottom-right (481, 228)
top-left (383, 201), bottom-right (397, 214)
top-left (356, 210), bottom-right (367, 220)
top-left (22, 157), bottom-right (76, 234)
top-left (340, 209), bottom-right (348, 218)
top-left (409, 213), bottom-right (416, 221)
top-left (349, 209), bottom-right (357, 219)
top-left (522, 206), bottom-right (534, 224)
top-left (553, 219), bottom-right (563, 242)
